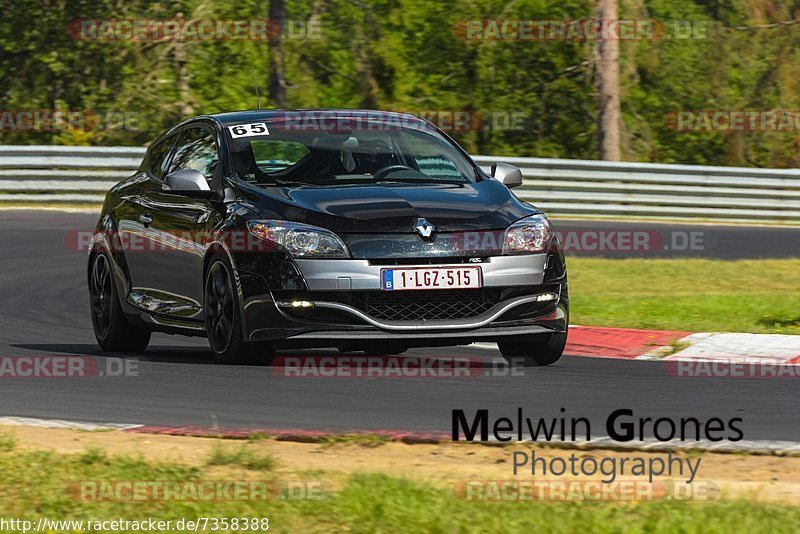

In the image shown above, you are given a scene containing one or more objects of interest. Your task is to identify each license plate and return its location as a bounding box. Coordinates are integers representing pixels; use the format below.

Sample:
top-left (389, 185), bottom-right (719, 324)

top-left (381, 266), bottom-right (482, 291)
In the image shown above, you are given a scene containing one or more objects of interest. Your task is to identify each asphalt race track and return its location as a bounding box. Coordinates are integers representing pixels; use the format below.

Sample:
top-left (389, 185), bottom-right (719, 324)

top-left (0, 211), bottom-right (798, 441)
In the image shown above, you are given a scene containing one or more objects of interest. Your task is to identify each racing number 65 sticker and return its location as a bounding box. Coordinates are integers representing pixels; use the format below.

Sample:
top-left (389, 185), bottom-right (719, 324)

top-left (228, 122), bottom-right (270, 139)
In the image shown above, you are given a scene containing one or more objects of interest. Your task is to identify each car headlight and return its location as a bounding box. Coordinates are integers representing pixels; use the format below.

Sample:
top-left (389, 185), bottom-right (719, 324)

top-left (247, 220), bottom-right (349, 258)
top-left (503, 214), bottom-right (553, 255)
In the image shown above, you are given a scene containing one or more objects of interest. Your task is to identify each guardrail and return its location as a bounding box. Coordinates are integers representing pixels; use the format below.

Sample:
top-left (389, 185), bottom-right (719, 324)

top-left (0, 146), bottom-right (145, 204)
top-left (2, 145), bottom-right (799, 223)
top-left (475, 156), bottom-right (800, 222)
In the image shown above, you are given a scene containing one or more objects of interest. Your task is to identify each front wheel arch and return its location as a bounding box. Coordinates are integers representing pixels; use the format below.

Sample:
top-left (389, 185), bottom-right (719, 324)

top-left (202, 243), bottom-right (249, 343)
top-left (203, 251), bottom-right (272, 364)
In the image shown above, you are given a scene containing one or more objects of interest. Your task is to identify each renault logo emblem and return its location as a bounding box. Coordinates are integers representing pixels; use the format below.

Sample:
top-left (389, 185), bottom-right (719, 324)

top-left (413, 218), bottom-right (435, 240)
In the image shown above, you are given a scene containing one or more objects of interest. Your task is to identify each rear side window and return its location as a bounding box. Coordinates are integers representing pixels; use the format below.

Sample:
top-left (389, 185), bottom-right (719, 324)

top-left (147, 136), bottom-right (175, 179)
top-left (169, 127), bottom-right (219, 181)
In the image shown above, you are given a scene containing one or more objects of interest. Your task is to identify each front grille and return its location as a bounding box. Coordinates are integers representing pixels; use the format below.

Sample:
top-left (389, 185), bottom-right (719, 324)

top-left (274, 286), bottom-right (549, 323)
top-left (351, 288), bottom-right (504, 321)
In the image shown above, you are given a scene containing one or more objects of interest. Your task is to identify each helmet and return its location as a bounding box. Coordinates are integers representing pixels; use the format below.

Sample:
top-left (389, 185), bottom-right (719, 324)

top-left (352, 138), bottom-right (393, 174)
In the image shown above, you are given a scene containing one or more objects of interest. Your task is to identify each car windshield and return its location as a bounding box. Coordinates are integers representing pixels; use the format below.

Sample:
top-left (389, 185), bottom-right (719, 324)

top-left (226, 115), bottom-right (477, 186)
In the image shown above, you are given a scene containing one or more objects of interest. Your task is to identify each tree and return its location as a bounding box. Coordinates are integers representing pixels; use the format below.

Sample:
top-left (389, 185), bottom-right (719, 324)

top-left (268, 0), bottom-right (286, 106)
top-left (595, 0), bottom-right (621, 160)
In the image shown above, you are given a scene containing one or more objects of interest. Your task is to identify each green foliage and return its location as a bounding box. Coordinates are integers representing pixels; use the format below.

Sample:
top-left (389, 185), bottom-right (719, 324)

top-left (207, 443), bottom-right (277, 471)
top-left (0, 431), bottom-right (17, 452)
top-left (0, 449), bottom-right (799, 531)
top-left (1, 0), bottom-right (798, 166)
top-left (77, 447), bottom-right (109, 465)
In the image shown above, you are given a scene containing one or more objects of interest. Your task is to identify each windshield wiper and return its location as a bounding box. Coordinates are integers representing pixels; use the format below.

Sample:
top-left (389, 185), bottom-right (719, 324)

top-left (375, 177), bottom-right (465, 184)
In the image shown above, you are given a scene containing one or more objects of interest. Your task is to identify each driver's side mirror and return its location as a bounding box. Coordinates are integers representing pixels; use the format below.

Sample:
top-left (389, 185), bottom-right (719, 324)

top-left (491, 162), bottom-right (523, 189)
top-left (163, 169), bottom-right (217, 199)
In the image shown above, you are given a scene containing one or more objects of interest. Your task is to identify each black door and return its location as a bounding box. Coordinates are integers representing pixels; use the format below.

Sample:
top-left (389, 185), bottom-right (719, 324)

top-left (121, 132), bottom-right (177, 311)
top-left (129, 126), bottom-right (222, 320)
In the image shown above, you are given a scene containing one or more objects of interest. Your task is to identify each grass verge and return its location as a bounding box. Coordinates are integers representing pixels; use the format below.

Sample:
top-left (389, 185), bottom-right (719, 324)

top-left (318, 433), bottom-right (389, 449)
top-left (569, 258), bottom-right (800, 334)
top-left (207, 443), bottom-right (276, 471)
top-left (2, 428), bottom-right (799, 531)
top-left (0, 447), bottom-right (798, 533)
top-left (0, 431), bottom-right (17, 452)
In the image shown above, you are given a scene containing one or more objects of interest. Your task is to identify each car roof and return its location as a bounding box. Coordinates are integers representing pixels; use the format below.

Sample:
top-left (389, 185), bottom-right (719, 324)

top-left (153, 108), bottom-right (459, 153)
top-left (205, 109), bottom-right (429, 127)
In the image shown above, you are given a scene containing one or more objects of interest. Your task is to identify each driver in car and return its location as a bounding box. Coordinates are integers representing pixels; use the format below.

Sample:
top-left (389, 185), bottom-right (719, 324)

top-left (342, 138), bottom-right (394, 175)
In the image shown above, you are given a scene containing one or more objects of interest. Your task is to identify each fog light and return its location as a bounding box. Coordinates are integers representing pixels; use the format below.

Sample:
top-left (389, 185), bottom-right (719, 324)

top-left (535, 292), bottom-right (558, 302)
top-left (277, 300), bottom-right (315, 308)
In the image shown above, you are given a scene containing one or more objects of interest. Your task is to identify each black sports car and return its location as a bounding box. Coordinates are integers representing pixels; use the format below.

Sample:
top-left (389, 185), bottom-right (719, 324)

top-left (88, 110), bottom-right (568, 365)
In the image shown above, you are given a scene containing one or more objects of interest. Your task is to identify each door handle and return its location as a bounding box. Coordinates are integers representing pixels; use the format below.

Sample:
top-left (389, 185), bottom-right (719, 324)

top-left (138, 214), bottom-right (153, 227)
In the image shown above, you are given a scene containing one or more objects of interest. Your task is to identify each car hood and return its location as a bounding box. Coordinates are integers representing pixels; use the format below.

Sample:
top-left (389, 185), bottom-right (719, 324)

top-left (238, 178), bottom-right (537, 233)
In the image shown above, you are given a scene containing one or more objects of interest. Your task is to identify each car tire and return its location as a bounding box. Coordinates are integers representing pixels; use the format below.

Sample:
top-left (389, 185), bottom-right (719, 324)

top-left (89, 251), bottom-right (151, 352)
top-left (498, 331), bottom-right (567, 367)
top-left (204, 254), bottom-right (274, 364)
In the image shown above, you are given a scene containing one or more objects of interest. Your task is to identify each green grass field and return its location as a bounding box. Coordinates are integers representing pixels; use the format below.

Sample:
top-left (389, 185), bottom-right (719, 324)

top-left (1, 446), bottom-right (798, 533)
top-left (568, 259), bottom-right (800, 334)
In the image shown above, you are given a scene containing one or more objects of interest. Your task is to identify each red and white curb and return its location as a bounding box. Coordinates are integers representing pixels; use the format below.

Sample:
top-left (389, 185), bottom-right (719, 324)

top-left (0, 416), bottom-right (443, 444)
top-left (471, 326), bottom-right (691, 359)
top-left (0, 416), bottom-right (142, 431)
top-left (1, 416), bottom-right (798, 455)
top-left (640, 332), bottom-right (800, 364)
top-left (480, 326), bottom-right (800, 365)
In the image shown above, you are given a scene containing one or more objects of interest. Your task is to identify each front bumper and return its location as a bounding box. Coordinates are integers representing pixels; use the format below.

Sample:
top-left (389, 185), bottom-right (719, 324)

top-left (236, 252), bottom-right (568, 346)
top-left (293, 254), bottom-right (547, 291)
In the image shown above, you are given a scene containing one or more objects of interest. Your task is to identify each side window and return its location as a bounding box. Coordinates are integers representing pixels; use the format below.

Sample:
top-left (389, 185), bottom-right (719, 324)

top-left (169, 127), bottom-right (219, 182)
top-left (147, 136), bottom-right (175, 180)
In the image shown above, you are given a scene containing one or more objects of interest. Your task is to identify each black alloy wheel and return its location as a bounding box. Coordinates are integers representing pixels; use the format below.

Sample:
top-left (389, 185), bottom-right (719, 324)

top-left (90, 253), bottom-right (114, 340)
top-left (205, 260), bottom-right (236, 355)
top-left (204, 255), bottom-right (274, 364)
top-left (89, 251), bottom-right (151, 352)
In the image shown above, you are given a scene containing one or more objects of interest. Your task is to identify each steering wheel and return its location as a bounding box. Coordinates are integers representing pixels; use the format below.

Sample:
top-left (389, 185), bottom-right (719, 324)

top-left (372, 165), bottom-right (416, 180)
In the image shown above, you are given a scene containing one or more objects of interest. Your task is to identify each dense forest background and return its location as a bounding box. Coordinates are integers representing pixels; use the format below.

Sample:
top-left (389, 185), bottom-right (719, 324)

top-left (0, 0), bottom-right (799, 167)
